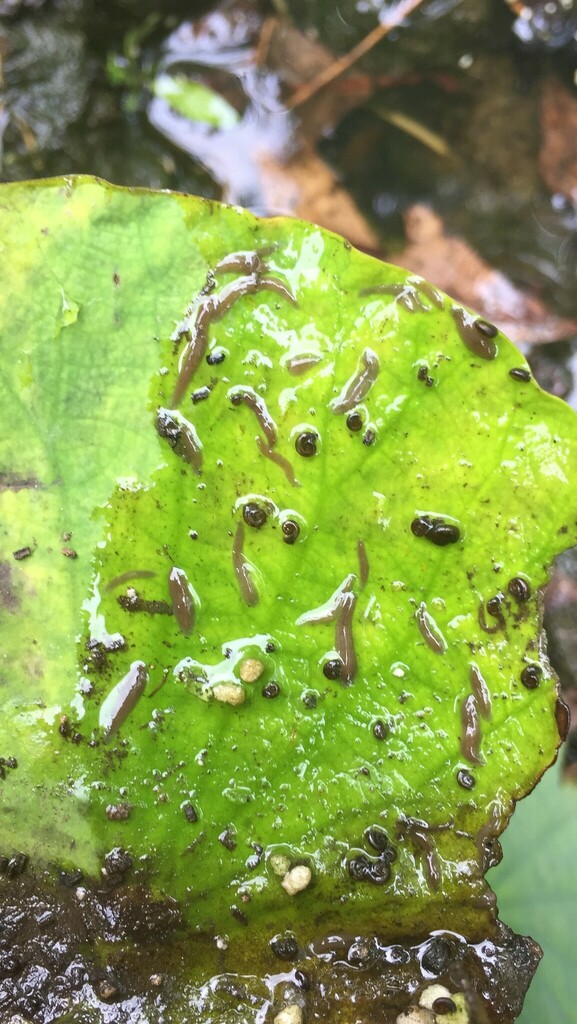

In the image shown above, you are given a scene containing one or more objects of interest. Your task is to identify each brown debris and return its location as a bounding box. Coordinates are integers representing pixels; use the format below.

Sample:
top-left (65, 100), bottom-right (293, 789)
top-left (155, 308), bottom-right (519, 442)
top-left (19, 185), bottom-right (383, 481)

top-left (12, 546), bottom-right (32, 560)
top-left (0, 472), bottom-right (42, 492)
top-left (390, 205), bottom-right (577, 345)
top-left (106, 803), bottom-right (132, 821)
top-left (260, 17), bottom-right (366, 142)
top-left (539, 78), bottom-right (577, 206)
top-left (259, 143), bottom-right (380, 252)
top-left (286, 0), bottom-right (426, 111)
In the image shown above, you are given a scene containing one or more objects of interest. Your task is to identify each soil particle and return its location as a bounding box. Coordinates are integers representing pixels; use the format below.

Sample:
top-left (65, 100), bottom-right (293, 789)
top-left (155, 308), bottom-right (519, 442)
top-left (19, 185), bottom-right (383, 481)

top-left (12, 546), bottom-right (32, 560)
top-left (106, 802), bottom-right (132, 821)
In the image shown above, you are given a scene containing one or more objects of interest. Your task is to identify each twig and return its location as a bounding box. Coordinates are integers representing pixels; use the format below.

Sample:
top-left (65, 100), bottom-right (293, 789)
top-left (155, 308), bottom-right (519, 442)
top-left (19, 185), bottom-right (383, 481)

top-left (373, 107), bottom-right (451, 158)
top-left (254, 16), bottom-right (277, 69)
top-left (286, 0), bottom-right (427, 110)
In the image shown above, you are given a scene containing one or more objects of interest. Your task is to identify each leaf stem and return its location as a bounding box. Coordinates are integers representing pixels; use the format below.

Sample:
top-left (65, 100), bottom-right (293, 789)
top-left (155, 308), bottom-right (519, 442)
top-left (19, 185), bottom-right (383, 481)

top-left (286, 0), bottom-right (427, 110)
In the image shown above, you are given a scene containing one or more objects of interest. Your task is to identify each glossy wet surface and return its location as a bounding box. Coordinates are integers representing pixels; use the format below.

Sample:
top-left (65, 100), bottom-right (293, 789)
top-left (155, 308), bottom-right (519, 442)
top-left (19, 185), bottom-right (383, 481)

top-left (2, 179), bottom-right (577, 1021)
top-left (0, 866), bottom-right (540, 1023)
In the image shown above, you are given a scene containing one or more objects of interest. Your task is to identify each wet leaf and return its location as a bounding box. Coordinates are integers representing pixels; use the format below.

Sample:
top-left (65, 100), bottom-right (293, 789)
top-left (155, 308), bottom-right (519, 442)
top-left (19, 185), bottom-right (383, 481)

top-left (390, 204), bottom-right (577, 345)
top-left (1, 176), bottom-right (577, 1022)
top-left (152, 74), bottom-right (241, 130)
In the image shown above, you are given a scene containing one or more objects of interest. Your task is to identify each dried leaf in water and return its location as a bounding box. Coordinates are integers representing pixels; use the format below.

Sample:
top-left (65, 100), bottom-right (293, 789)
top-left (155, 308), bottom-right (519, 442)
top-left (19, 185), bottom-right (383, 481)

top-left (390, 204), bottom-right (577, 345)
top-left (539, 77), bottom-right (577, 207)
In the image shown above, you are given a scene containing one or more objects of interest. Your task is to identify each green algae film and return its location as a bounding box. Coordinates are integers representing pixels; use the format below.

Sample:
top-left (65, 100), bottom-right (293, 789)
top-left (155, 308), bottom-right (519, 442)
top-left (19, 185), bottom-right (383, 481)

top-left (1, 178), bottom-right (577, 1016)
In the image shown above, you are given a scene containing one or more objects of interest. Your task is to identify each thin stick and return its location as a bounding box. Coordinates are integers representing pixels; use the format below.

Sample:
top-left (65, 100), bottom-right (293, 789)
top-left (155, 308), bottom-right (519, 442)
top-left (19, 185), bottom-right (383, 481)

top-left (286, 0), bottom-right (426, 110)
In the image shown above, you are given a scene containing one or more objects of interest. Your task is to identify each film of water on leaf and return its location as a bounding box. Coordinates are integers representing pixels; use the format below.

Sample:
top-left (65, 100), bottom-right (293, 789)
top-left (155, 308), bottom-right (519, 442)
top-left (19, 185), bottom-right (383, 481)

top-left (1, 177), bottom-right (577, 1023)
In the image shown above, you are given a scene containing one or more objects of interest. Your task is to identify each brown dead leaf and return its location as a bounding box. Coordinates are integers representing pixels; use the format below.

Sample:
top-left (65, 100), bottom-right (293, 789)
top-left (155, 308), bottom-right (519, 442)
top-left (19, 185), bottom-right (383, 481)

top-left (148, 6), bottom-right (381, 253)
top-left (389, 205), bottom-right (577, 345)
top-left (258, 143), bottom-right (380, 252)
top-left (259, 17), bottom-right (367, 143)
top-left (539, 77), bottom-right (577, 205)
top-left (544, 566), bottom-right (577, 701)
top-left (255, 17), bottom-right (380, 250)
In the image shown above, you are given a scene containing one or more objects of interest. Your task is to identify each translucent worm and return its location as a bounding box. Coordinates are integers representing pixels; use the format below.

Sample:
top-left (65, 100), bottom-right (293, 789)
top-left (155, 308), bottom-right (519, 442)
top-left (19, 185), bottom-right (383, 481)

top-left (469, 663), bottom-right (492, 721)
top-left (416, 602), bottom-right (447, 654)
top-left (335, 591), bottom-right (357, 684)
top-left (172, 273), bottom-right (297, 406)
top-left (360, 283), bottom-right (429, 314)
top-left (228, 386), bottom-right (278, 448)
top-left (414, 279), bottom-right (444, 309)
top-left (330, 348), bottom-right (380, 414)
top-left (156, 408), bottom-right (203, 474)
top-left (296, 573), bottom-right (356, 626)
top-left (172, 298), bottom-right (217, 406)
top-left (106, 570), bottom-right (156, 592)
top-left (176, 424), bottom-right (203, 473)
top-left (255, 275), bottom-right (298, 307)
top-left (99, 661), bottom-right (148, 738)
top-left (461, 694), bottom-right (484, 765)
top-left (168, 566), bottom-right (197, 637)
top-left (256, 437), bottom-right (300, 488)
top-left (450, 306), bottom-right (497, 360)
top-left (357, 539), bottom-right (369, 588)
top-left (232, 522), bottom-right (259, 607)
top-left (475, 803), bottom-right (503, 871)
top-left (285, 354), bottom-right (322, 376)
top-left (215, 250), bottom-right (269, 275)
top-left (397, 815), bottom-right (442, 891)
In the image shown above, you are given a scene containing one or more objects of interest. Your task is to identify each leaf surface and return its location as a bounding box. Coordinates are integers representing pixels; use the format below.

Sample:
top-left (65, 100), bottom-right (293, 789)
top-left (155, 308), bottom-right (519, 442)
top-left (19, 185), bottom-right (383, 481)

top-left (1, 176), bottom-right (576, 1021)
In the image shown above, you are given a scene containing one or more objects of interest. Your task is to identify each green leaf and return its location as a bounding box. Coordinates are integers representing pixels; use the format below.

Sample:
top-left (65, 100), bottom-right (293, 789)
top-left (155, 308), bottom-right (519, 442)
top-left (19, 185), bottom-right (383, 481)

top-left (1, 175), bottom-right (577, 1021)
top-left (152, 73), bottom-right (240, 129)
top-left (493, 764), bottom-right (577, 1023)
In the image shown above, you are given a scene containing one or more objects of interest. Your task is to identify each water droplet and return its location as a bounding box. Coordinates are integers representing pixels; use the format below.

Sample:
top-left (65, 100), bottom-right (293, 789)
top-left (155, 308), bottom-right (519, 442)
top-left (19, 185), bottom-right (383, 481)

top-left (60, 289), bottom-right (80, 328)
